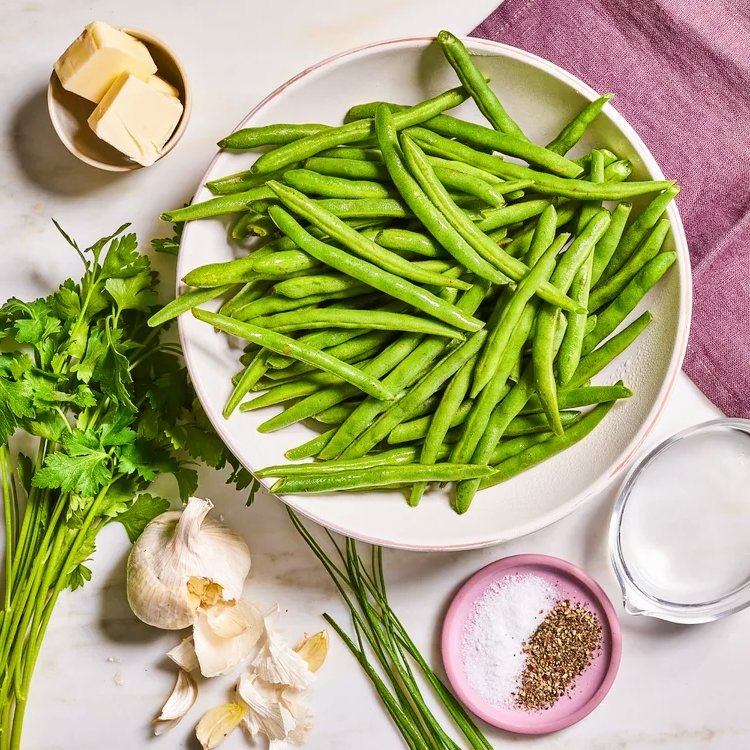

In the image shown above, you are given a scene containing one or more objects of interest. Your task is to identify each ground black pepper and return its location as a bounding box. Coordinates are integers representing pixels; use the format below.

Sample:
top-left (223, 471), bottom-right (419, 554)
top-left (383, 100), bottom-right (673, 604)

top-left (514, 599), bottom-right (602, 711)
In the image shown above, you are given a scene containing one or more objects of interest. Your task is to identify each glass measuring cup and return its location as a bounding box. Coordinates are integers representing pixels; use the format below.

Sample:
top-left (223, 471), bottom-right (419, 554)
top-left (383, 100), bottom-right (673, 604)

top-left (609, 419), bottom-right (750, 624)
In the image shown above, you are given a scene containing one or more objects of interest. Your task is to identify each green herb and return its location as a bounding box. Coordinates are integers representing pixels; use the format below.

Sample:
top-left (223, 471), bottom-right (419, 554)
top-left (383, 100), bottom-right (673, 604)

top-left (151, 215), bottom-right (184, 255)
top-left (0, 223), bottom-right (242, 750)
top-left (289, 510), bottom-right (493, 750)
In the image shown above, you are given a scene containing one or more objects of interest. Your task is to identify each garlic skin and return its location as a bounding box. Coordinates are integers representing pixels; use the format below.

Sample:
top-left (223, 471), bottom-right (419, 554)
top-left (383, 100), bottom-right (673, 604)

top-left (252, 608), bottom-right (313, 689)
top-left (237, 673), bottom-right (295, 741)
top-left (195, 703), bottom-right (246, 750)
top-left (153, 669), bottom-right (198, 736)
top-left (126, 497), bottom-right (251, 629)
top-left (193, 599), bottom-right (264, 677)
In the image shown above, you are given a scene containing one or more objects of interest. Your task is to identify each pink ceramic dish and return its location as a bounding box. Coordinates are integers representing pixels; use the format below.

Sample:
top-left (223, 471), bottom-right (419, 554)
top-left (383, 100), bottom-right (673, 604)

top-left (441, 554), bottom-right (622, 734)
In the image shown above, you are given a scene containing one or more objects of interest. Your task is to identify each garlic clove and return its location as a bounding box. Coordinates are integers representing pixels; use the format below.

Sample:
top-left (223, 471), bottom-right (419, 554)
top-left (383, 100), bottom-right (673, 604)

top-left (195, 703), bottom-right (246, 750)
top-left (252, 610), bottom-right (313, 689)
top-left (294, 630), bottom-right (328, 673)
top-left (193, 600), bottom-right (264, 678)
top-left (166, 636), bottom-right (199, 673)
top-left (152, 669), bottom-right (197, 735)
top-left (237, 672), bottom-right (296, 741)
top-left (127, 497), bottom-right (251, 630)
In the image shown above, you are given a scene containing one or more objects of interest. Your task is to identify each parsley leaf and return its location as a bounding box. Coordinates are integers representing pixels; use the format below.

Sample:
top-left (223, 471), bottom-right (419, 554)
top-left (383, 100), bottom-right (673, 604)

top-left (114, 493), bottom-right (171, 542)
top-left (151, 218), bottom-right (184, 256)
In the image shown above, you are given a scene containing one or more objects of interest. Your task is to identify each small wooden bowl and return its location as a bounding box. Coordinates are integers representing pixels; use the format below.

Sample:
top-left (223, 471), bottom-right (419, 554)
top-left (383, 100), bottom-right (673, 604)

top-left (47, 27), bottom-right (191, 171)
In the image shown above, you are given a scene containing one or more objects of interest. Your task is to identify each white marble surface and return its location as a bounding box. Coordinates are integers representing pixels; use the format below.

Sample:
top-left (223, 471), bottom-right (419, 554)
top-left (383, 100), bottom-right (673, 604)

top-left (1, 1), bottom-right (747, 748)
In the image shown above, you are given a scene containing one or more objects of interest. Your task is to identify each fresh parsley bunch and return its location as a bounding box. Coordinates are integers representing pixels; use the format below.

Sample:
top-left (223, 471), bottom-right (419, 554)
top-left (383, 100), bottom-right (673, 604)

top-left (0, 223), bottom-right (249, 749)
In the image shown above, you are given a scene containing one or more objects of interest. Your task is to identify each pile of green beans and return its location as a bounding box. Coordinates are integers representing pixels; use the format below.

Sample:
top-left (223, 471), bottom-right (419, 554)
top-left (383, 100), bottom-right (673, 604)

top-left (153, 31), bottom-right (679, 514)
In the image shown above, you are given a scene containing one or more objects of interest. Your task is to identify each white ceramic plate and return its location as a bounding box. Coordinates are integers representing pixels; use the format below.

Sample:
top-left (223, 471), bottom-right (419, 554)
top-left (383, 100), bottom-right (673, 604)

top-left (178, 36), bottom-right (691, 551)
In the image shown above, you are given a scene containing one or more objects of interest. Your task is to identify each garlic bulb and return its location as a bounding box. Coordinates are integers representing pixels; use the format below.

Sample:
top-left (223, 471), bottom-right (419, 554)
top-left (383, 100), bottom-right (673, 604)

top-left (127, 497), bottom-right (251, 629)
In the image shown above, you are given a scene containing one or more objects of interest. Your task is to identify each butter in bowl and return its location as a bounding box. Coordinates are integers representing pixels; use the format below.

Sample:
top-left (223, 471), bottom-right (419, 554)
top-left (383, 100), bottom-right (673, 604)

top-left (48, 22), bottom-right (190, 171)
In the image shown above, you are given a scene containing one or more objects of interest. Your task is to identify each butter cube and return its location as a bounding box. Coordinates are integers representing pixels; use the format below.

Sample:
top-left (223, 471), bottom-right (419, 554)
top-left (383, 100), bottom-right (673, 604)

top-left (146, 74), bottom-right (179, 98)
top-left (54, 21), bottom-right (157, 103)
top-left (88, 73), bottom-right (183, 166)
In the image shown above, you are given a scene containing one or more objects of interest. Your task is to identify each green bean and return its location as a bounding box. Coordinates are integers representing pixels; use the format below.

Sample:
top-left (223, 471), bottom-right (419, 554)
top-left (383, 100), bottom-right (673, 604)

top-left (573, 148), bottom-right (618, 168)
top-left (476, 200), bottom-right (550, 231)
top-left (161, 187), bottom-right (276, 223)
top-left (473, 227), bottom-right (568, 396)
top-left (206, 167), bottom-right (290, 196)
top-left (285, 430), bottom-right (335, 460)
top-left (233, 290), bottom-right (360, 321)
top-left (259, 334), bottom-right (419, 433)
top-left (218, 123), bottom-right (329, 149)
top-left (284, 169), bottom-right (395, 199)
top-left (254, 307), bottom-right (465, 338)
top-left (307, 197), bottom-right (409, 219)
top-left (556, 152), bottom-right (604, 384)
top-left (252, 250), bottom-right (321, 278)
top-left (604, 160), bottom-right (632, 183)
top-left (267, 206), bottom-right (483, 331)
top-left (589, 218), bottom-right (671, 312)
top-left (567, 311), bottom-right (653, 389)
top-left (490, 432), bottom-right (553, 464)
top-left (223, 350), bottom-right (269, 418)
top-left (347, 101), bottom-right (580, 176)
top-left (258, 447), bottom-right (417, 478)
top-left (503, 202), bottom-right (578, 258)
top-left (220, 280), bottom-right (273, 316)
top-left (531, 209), bottom-right (611, 433)
top-left (271, 462), bottom-right (492, 494)
top-left (318, 147), bottom-right (383, 161)
top-left (546, 94), bottom-right (614, 155)
top-left (308, 404), bottom-right (355, 424)
top-left (194, 309), bottom-right (394, 400)
top-left (252, 85), bottom-right (472, 173)
top-left (339, 331), bottom-right (488, 459)
top-left (583, 252), bottom-right (676, 353)
top-left (432, 165), bottom-right (507, 206)
top-left (405, 127), bottom-right (675, 200)
top-left (147, 284), bottom-right (236, 327)
top-left (480, 400), bottom-right (617, 489)
top-left (267, 182), bottom-right (480, 295)
top-left (266, 329), bottom-right (368, 369)
top-left (319, 275), bottom-right (488, 460)
top-left (304, 157), bottom-right (390, 182)
top-left (437, 30), bottom-right (527, 139)
top-left (505, 411), bottom-right (581, 436)
top-left (273, 273), bottom-right (368, 299)
top-left (409, 355), bottom-right (476, 506)
top-left (522, 383), bottom-right (632, 415)
top-left (232, 211), bottom-right (276, 238)
top-left (389, 401), bottom-right (472, 445)
top-left (590, 203), bottom-right (632, 286)
top-left (241, 372), bottom-right (344, 412)
top-left (374, 228), bottom-right (446, 259)
top-left (374, 105), bottom-right (513, 286)
top-left (453, 370), bottom-right (535, 513)
top-left (602, 185), bottom-right (680, 279)
top-left (423, 116), bottom-right (579, 176)
top-left (401, 135), bottom-right (588, 314)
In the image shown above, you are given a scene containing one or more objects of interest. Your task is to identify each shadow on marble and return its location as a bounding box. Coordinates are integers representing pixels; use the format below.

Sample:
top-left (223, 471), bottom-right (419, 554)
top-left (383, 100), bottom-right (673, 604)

top-left (97, 549), bottom-right (163, 645)
top-left (9, 87), bottom-right (123, 196)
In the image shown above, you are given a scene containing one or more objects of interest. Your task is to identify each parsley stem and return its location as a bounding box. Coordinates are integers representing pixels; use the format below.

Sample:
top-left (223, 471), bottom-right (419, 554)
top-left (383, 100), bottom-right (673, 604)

top-left (1, 447), bottom-right (15, 611)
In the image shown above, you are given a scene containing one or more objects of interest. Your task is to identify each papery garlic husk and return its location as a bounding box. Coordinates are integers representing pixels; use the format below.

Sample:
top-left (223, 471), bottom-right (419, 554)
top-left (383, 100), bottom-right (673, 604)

top-left (193, 599), bottom-right (264, 677)
top-left (195, 703), bottom-right (246, 750)
top-left (237, 672), bottom-right (296, 741)
top-left (294, 630), bottom-right (328, 673)
top-left (126, 497), bottom-right (251, 629)
top-left (167, 636), bottom-right (199, 673)
top-left (279, 687), bottom-right (313, 746)
top-left (252, 608), bottom-right (313, 689)
top-left (153, 669), bottom-right (198, 736)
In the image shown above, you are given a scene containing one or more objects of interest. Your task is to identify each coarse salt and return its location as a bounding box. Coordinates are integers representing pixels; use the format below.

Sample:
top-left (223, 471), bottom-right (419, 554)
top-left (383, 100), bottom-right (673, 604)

top-left (461, 573), bottom-right (557, 706)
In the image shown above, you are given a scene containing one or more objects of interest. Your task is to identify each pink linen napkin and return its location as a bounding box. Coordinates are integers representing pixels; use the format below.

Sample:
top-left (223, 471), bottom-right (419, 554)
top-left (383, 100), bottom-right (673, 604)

top-left (472, 0), bottom-right (750, 417)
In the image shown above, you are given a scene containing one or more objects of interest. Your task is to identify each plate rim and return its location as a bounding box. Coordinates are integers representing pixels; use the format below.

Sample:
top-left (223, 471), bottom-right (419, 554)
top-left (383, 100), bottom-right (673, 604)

top-left (177, 35), bottom-right (693, 551)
